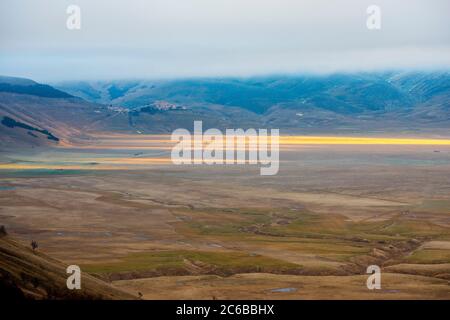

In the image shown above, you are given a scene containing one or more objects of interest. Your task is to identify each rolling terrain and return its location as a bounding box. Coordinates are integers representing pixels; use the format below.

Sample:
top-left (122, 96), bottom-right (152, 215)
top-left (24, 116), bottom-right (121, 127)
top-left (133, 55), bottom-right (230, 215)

top-left (1, 140), bottom-right (449, 299)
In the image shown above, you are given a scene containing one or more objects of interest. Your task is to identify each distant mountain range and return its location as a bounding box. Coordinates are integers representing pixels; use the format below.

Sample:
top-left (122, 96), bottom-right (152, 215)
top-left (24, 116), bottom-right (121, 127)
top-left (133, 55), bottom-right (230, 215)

top-left (1, 72), bottom-right (449, 147)
top-left (55, 72), bottom-right (449, 112)
top-left (55, 71), bottom-right (450, 133)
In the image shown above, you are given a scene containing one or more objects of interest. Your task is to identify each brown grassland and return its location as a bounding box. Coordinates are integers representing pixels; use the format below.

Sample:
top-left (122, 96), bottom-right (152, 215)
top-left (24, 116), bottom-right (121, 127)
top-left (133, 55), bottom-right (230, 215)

top-left (0, 136), bottom-right (449, 299)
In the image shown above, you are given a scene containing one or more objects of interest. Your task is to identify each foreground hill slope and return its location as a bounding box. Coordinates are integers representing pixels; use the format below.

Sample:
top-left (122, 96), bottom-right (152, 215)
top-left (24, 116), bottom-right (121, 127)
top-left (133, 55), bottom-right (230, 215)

top-left (0, 231), bottom-right (135, 300)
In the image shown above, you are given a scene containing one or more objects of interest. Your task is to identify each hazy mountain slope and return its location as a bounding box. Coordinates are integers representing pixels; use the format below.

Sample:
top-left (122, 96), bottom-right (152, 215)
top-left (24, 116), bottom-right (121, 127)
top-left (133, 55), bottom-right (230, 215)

top-left (0, 76), bottom-right (72, 98)
top-left (0, 231), bottom-right (135, 300)
top-left (0, 77), bottom-right (135, 147)
top-left (0, 93), bottom-right (109, 147)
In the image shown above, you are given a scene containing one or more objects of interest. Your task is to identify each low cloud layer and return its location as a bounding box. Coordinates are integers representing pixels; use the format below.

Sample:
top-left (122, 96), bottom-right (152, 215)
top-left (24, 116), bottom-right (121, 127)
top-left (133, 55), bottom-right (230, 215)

top-left (1, 0), bottom-right (449, 81)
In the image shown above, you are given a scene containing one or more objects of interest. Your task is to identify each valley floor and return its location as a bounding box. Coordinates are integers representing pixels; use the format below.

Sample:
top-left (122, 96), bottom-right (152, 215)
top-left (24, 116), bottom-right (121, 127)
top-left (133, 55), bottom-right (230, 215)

top-left (1, 136), bottom-right (450, 299)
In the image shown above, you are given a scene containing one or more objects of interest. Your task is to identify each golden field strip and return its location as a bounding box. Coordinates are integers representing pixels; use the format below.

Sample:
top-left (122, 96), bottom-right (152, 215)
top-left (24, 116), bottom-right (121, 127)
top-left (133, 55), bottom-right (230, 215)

top-left (2, 135), bottom-right (450, 171)
top-left (81, 134), bottom-right (450, 145)
top-left (280, 136), bottom-right (450, 145)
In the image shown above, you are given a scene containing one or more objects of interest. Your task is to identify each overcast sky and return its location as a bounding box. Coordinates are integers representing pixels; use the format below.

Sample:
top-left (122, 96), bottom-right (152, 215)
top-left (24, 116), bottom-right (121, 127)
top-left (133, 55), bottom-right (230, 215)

top-left (0, 0), bottom-right (449, 81)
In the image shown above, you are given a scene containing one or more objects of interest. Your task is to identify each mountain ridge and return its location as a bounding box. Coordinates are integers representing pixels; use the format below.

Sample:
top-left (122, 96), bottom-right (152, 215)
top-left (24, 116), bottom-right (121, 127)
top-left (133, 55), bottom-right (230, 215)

top-left (0, 75), bottom-right (73, 99)
top-left (0, 72), bottom-right (449, 148)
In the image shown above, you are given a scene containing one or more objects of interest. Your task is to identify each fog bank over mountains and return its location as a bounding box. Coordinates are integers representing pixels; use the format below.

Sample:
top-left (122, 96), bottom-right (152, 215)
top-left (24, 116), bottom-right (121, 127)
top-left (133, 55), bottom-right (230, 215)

top-left (1, 0), bottom-right (450, 80)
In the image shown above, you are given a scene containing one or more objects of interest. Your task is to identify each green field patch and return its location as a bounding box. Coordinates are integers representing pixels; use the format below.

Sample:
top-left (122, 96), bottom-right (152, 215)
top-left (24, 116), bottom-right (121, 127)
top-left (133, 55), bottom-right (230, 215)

top-left (375, 220), bottom-right (449, 238)
top-left (287, 241), bottom-right (369, 257)
top-left (174, 208), bottom-right (274, 237)
top-left (404, 249), bottom-right (450, 264)
top-left (180, 221), bottom-right (247, 236)
top-left (261, 213), bottom-right (404, 241)
top-left (0, 169), bottom-right (89, 177)
top-left (82, 250), bottom-right (302, 276)
top-left (415, 200), bottom-right (450, 214)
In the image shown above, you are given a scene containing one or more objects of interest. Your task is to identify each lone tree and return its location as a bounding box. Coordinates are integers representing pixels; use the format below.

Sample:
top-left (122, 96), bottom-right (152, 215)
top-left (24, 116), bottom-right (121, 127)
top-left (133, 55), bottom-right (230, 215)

top-left (31, 240), bottom-right (38, 251)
